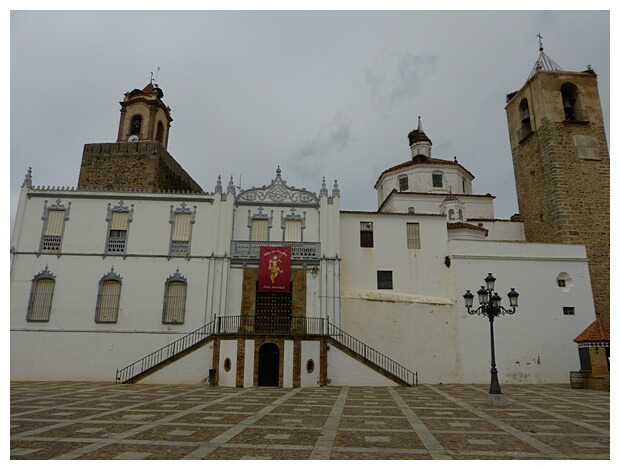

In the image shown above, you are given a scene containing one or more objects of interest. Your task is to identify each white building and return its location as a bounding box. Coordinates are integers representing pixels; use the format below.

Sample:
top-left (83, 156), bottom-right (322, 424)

top-left (11, 78), bottom-right (597, 387)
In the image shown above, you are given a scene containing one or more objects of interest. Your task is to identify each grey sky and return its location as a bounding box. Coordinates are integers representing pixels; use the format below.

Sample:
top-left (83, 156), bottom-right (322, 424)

top-left (9, 10), bottom-right (610, 234)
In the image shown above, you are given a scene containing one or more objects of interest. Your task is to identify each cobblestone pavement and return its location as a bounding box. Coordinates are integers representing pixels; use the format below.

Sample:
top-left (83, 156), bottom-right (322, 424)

top-left (10, 382), bottom-right (609, 460)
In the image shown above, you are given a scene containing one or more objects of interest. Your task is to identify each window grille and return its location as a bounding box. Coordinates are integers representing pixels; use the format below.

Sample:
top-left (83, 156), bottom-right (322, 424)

top-left (377, 271), bottom-right (393, 290)
top-left (432, 173), bottom-right (443, 188)
top-left (105, 205), bottom-right (132, 254)
top-left (360, 222), bottom-right (374, 248)
top-left (27, 267), bottom-right (55, 322)
top-left (163, 270), bottom-right (187, 324)
top-left (95, 280), bottom-right (121, 323)
top-left (42, 210), bottom-right (65, 252)
top-left (406, 223), bottom-right (420, 249)
top-left (563, 306), bottom-right (575, 316)
top-left (399, 176), bottom-right (409, 191)
top-left (170, 212), bottom-right (191, 255)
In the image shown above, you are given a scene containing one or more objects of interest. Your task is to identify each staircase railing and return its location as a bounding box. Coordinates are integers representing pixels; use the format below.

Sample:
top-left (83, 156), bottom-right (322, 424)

top-left (115, 320), bottom-right (216, 383)
top-left (327, 322), bottom-right (418, 386)
top-left (115, 315), bottom-right (417, 386)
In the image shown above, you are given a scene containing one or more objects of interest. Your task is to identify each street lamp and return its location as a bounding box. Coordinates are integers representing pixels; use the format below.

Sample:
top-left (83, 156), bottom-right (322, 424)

top-left (463, 273), bottom-right (519, 396)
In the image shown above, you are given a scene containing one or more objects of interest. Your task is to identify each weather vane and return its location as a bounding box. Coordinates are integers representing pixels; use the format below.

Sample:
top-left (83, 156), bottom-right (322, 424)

top-left (150, 67), bottom-right (160, 85)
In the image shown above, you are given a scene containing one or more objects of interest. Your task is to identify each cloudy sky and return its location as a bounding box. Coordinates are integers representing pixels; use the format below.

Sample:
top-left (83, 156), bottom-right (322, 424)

top-left (9, 9), bottom-right (610, 233)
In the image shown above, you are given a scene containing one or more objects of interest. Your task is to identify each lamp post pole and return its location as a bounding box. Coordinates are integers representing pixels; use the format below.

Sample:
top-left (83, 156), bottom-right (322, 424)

top-left (463, 273), bottom-right (519, 396)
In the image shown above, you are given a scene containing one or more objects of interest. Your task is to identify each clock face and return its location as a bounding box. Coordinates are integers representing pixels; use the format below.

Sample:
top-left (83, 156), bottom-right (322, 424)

top-left (128, 135), bottom-right (139, 142)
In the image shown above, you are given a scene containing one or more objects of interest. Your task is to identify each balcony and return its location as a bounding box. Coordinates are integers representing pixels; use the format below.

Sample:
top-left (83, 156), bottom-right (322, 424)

top-left (230, 240), bottom-right (321, 261)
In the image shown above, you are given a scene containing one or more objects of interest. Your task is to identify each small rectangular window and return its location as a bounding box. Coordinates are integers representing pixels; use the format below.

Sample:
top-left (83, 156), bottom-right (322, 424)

top-left (557, 279), bottom-right (566, 288)
top-left (360, 222), bottom-right (374, 248)
top-left (406, 223), bottom-right (420, 249)
top-left (563, 306), bottom-right (575, 316)
top-left (377, 271), bottom-right (393, 290)
top-left (399, 176), bottom-right (409, 191)
top-left (432, 174), bottom-right (443, 188)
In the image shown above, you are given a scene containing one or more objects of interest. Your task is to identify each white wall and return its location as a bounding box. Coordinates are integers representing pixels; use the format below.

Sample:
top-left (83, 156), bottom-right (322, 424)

top-left (327, 345), bottom-right (398, 386)
top-left (301, 340), bottom-right (321, 387)
top-left (450, 239), bottom-right (596, 384)
top-left (218, 339), bottom-right (238, 387)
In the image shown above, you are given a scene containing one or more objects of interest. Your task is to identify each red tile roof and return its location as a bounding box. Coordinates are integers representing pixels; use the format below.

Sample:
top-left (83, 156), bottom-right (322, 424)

top-left (573, 317), bottom-right (610, 343)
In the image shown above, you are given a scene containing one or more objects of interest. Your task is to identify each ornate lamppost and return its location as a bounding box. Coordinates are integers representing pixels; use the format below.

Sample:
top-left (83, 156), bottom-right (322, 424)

top-left (463, 273), bottom-right (519, 397)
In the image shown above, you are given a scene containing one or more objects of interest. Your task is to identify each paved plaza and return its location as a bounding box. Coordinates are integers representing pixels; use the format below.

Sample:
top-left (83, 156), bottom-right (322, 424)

top-left (10, 381), bottom-right (609, 460)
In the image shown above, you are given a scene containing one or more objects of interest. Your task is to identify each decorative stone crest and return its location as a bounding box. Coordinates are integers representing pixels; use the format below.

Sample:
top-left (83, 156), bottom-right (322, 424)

top-left (236, 167), bottom-right (319, 206)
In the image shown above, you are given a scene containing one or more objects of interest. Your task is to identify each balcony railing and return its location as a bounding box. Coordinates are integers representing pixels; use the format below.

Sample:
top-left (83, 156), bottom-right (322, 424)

top-left (563, 107), bottom-right (589, 122)
top-left (230, 240), bottom-right (321, 259)
top-left (41, 235), bottom-right (61, 252)
top-left (106, 237), bottom-right (126, 253)
top-left (217, 315), bottom-right (327, 335)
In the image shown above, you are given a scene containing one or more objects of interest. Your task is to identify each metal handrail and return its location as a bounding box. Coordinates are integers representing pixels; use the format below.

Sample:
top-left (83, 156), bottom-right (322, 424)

top-left (115, 320), bottom-right (216, 383)
top-left (326, 322), bottom-right (417, 386)
top-left (115, 315), bottom-right (417, 386)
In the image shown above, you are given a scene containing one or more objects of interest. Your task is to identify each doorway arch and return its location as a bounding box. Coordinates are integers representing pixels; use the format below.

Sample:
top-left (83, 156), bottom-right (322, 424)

top-left (258, 342), bottom-right (280, 386)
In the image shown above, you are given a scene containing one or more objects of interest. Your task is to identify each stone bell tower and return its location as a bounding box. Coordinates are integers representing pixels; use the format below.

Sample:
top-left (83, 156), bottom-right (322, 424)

top-left (505, 40), bottom-right (609, 319)
top-left (77, 82), bottom-right (202, 193)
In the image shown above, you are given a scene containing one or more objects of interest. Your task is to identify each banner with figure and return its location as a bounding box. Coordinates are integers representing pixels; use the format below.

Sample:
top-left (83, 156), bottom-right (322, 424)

top-left (258, 246), bottom-right (291, 292)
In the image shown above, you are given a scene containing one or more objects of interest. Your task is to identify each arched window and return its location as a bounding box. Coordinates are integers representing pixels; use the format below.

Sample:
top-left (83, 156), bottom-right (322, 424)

top-left (156, 121), bottom-right (165, 143)
top-left (130, 115), bottom-right (142, 135)
top-left (95, 268), bottom-right (122, 323)
top-left (163, 269), bottom-right (187, 324)
top-left (561, 82), bottom-right (580, 121)
top-left (27, 266), bottom-right (56, 322)
top-left (448, 209), bottom-right (455, 220)
top-left (458, 209), bottom-right (463, 220)
top-left (519, 99), bottom-right (531, 138)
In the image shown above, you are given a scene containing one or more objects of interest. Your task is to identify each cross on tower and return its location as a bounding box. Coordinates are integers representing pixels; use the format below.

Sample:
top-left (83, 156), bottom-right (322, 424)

top-left (537, 33), bottom-right (543, 50)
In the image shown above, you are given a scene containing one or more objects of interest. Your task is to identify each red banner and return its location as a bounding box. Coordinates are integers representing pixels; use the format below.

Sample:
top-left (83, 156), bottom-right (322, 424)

top-left (258, 246), bottom-right (291, 292)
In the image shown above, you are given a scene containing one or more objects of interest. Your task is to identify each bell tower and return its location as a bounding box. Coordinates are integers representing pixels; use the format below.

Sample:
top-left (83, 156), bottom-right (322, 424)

top-left (116, 82), bottom-right (172, 149)
top-left (505, 39), bottom-right (609, 319)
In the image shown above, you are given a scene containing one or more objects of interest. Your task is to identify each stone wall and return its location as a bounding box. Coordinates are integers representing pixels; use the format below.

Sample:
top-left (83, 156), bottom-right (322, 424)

top-left (77, 141), bottom-right (203, 193)
top-left (507, 71), bottom-right (610, 319)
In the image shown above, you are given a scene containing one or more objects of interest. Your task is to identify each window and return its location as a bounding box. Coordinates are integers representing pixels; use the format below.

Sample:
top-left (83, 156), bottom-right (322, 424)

top-left (163, 269), bottom-right (187, 324)
top-left (251, 218), bottom-right (269, 241)
top-left (561, 82), bottom-right (579, 121)
top-left (169, 204), bottom-right (195, 256)
top-left (284, 219), bottom-right (302, 241)
top-left (27, 267), bottom-right (56, 322)
top-left (518, 99), bottom-right (532, 140)
top-left (557, 279), bottom-right (566, 288)
top-left (377, 271), bottom-right (393, 290)
top-left (406, 223), bottom-right (420, 249)
top-left (398, 175), bottom-right (409, 191)
top-left (105, 202), bottom-right (133, 255)
top-left (448, 209), bottom-right (455, 220)
top-left (462, 177), bottom-right (466, 193)
top-left (432, 173), bottom-right (443, 188)
top-left (563, 306), bottom-right (575, 316)
top-left (360, 222), bottom-right (374, 248)
top-left (95, 268), bottom-right (122, 323)
top-left (458, 209), bottom-right (463, 220)
top-left (131, 115), bottom-right (142, 135)
top-left (156, 121), bottom-right (165, 143)
top-left (40, 200), bottom-right (70, 253)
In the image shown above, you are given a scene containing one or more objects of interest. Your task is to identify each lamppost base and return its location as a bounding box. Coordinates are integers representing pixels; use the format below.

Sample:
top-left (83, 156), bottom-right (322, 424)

top-left (485, 393), bottom-right (508, 407)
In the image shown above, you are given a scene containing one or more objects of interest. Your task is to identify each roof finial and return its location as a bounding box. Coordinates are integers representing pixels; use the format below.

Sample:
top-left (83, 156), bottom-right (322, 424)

top-left (537, 33), bottom-right (543, 51)
top-left (22, 167), bottom-right (33, 188)
top-left (417, 116), bottom-right (423, 132)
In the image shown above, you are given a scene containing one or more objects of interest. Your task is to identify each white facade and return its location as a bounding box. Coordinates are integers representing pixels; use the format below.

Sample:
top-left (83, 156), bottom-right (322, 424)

top-left (10, 95), bottom-right (598, 387)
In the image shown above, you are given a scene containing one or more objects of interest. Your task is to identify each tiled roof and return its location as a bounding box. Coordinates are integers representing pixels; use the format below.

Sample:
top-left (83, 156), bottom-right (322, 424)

top-left (573, 317), bottom-right (610, 343)
top-left (447, 222), bottom-right (488, 233)
top-left (528, 48), bottom-right (563, 80)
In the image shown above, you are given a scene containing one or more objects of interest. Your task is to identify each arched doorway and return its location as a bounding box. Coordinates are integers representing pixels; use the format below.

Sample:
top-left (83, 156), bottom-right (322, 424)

top-left (258, 342), bottom-right (280, 386)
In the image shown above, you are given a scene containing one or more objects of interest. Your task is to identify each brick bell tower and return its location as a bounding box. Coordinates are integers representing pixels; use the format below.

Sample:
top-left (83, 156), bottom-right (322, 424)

top-left (77, 81), bottom-right (202, 193)
top-left (505, 39), bottom-right (609, 319)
